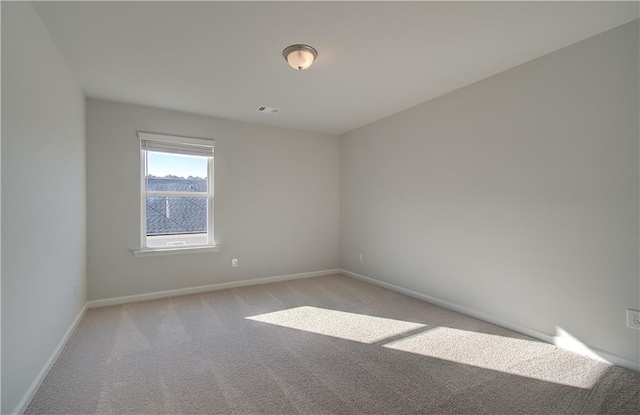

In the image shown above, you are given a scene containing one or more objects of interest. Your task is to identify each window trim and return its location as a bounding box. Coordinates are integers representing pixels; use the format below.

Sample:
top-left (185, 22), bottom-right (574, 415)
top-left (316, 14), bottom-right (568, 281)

top-left (132, 245), bottom-right (220, 258)
top-left (134, 132), bottom-right (218, 257)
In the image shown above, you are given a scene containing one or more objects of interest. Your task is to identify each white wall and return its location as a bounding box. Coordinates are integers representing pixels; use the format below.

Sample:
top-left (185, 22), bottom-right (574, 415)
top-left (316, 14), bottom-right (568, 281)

top-left (340, 21), bottom-right (639, 362)
top-left (86, 99), bottom-right (339, 300)
top-left (1, 2), bottom-right (87, 413)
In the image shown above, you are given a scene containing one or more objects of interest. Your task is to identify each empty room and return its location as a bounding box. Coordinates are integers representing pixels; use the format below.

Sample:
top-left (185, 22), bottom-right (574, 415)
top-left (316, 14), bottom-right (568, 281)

top-left (2, 1), bottom-right (639, 414)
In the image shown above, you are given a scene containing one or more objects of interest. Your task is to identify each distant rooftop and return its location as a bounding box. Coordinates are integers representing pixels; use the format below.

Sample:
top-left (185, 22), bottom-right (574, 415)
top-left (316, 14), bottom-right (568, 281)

top-left (147, 177), bottom-right (206, 235)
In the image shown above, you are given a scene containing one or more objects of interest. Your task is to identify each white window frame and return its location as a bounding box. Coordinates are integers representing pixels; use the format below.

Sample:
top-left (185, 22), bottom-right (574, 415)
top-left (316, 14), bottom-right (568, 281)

top-left (133, 132), bottom-right (219, 257)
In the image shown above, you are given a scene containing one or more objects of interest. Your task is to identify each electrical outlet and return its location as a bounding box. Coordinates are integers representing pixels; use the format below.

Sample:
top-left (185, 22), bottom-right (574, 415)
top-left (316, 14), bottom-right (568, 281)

top-left (627, 309), bottom-right (640, 330)
top-left (232, 258), bottom-right (239, 268)
top-left (358, 253), bottom-right (363, 262)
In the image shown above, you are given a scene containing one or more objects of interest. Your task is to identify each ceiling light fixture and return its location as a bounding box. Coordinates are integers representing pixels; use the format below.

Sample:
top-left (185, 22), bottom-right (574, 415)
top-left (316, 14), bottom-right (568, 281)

top-left (283, 44), bottom-right (318, 71)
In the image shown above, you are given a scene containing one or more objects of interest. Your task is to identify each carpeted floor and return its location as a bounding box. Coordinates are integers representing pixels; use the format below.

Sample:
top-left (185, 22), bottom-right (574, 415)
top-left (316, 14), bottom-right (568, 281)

top-left (27, 274), bottom-right (640, 414)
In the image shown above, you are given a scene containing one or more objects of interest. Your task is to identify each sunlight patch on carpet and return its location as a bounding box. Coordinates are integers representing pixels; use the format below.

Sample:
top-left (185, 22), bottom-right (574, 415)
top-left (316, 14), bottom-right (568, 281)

top-left (246, 306), bottom-right (426, 344)
top-left (383, 326), bottom-right (610, 388)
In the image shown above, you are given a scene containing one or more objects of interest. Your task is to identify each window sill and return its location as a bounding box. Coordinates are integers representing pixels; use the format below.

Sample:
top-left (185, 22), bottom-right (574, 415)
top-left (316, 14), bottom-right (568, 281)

top-left (132, 245), bottom-right (220, 258)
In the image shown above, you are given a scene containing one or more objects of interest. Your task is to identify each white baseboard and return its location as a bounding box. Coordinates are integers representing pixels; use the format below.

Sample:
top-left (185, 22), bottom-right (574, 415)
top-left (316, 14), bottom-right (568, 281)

top-left (87, 269), bottom-right (341, 308)
top-left (13, 304), bottom-right (88, 415)
top-left (340, 269), bottom-right (640, 373)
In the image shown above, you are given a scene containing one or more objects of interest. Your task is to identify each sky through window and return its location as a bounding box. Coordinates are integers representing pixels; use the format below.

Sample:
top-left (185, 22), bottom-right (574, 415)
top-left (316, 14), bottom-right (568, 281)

top-left (147, 151), bottom-right (207, 178)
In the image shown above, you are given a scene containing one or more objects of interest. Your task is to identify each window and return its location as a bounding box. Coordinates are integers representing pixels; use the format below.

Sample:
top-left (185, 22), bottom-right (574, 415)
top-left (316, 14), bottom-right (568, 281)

top-left (136, 132), bottom-right (216, 255)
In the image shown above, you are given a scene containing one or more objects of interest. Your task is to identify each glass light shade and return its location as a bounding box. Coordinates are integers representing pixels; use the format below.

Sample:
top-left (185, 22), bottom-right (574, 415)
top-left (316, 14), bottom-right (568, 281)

top-left (283, 44), bottom-right (317, 71)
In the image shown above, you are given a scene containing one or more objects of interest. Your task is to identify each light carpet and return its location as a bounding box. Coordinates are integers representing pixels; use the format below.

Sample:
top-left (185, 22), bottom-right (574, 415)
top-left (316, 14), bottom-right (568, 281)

top-left (26, 274), bottom-right (640, 414)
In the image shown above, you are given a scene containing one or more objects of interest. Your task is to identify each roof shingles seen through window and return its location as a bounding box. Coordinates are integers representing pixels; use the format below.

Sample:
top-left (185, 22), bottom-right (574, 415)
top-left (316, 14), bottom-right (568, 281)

top-left (146, 178), bottom-right (207, 235)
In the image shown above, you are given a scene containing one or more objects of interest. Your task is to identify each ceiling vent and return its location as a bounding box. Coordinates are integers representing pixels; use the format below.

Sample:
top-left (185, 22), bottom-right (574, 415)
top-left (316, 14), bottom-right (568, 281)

top-left (256, 106), bottom-right (282, 115)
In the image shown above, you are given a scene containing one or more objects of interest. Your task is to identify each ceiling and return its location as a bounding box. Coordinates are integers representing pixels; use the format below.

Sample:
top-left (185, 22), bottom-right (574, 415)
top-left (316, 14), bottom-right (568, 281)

top-left (34, 1), bottom-right (639, 135)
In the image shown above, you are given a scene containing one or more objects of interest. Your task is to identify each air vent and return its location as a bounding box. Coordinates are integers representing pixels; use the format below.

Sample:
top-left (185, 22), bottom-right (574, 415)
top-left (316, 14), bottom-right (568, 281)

top-left (256, 106), bottom-right (282, 115)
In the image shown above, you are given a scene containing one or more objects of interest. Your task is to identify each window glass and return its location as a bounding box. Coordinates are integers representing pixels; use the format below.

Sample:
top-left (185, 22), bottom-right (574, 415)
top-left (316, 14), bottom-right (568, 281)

top-left (146, 151), bottom-right (208, 192)
top-left (142, 146), bottom-right (212, 249)
top-left (146, 196), bottom-right (208, 236)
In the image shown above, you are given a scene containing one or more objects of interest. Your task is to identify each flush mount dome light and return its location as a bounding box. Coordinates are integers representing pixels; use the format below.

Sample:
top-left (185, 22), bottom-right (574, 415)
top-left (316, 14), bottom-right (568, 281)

top-left (283, 44), bottom-right (318, 71)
